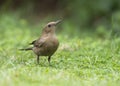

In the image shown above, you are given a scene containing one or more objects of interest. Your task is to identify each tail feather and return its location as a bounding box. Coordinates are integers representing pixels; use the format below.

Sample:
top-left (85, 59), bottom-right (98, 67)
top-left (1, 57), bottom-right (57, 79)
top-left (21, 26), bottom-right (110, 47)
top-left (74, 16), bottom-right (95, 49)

top-left (19, 47), bottom-right (33, 51)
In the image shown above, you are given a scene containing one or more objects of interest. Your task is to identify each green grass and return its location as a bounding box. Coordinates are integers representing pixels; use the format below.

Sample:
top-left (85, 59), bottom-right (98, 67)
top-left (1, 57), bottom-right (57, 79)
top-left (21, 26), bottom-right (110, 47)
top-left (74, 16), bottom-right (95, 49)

top-left (0, 14), bottom-right (120, 86)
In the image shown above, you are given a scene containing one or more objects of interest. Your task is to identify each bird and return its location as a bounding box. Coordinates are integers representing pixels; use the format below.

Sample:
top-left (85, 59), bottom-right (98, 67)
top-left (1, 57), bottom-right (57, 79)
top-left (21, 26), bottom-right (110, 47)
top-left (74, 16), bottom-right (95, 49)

top-left (20, 20), bottom-right (61, 64)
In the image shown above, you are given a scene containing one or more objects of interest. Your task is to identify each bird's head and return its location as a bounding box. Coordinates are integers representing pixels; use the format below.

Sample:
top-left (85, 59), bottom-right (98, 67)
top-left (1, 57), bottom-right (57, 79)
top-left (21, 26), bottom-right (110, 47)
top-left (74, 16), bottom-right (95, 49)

top-left (42, 20), bottom-right (61, 35)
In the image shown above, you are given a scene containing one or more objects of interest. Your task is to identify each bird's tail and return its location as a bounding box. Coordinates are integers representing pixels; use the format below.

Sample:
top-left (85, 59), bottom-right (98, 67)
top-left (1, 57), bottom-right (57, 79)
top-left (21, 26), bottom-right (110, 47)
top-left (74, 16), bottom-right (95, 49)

top-left (19, 47), bottom-right (33, 51)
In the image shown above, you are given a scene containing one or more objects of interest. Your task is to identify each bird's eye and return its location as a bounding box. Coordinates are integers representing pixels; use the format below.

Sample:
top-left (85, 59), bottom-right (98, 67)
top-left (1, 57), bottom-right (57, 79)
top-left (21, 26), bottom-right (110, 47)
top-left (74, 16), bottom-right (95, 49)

top-left (48, 25), bottom-right (51, 27)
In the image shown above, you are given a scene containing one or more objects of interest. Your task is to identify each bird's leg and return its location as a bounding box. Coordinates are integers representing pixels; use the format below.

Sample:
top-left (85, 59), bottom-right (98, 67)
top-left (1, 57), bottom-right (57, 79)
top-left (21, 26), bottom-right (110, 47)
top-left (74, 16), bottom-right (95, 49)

top-left (48, 56), bottom-right (51, 65)
top-left (37, 55), bottom-right (40, 64)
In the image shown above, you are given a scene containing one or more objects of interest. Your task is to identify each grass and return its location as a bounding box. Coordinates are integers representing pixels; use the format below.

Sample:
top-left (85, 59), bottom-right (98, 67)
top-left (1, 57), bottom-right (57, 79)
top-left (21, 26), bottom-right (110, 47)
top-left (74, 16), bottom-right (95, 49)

top-left (0, 14), bottom-right (120, 86)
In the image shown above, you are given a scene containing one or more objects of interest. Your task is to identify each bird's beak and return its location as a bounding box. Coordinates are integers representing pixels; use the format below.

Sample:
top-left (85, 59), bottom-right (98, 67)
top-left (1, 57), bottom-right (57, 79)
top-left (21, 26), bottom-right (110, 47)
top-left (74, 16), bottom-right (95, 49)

top-left (55, 20), bottom-right (61, 25)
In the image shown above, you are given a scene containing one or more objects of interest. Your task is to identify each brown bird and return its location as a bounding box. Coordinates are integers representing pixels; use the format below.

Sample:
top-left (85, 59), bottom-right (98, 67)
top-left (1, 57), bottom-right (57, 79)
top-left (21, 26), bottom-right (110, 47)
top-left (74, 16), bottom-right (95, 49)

top-left (20, 20), bottom-right (61, 64)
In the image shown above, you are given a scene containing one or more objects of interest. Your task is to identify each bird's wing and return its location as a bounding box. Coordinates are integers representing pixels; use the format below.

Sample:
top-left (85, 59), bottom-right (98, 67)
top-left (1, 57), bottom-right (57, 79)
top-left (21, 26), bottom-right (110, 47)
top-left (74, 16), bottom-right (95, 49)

top-left (29, 40), bottom-right (36, 45)
top-left (33, 38), bottom-right (46, 48)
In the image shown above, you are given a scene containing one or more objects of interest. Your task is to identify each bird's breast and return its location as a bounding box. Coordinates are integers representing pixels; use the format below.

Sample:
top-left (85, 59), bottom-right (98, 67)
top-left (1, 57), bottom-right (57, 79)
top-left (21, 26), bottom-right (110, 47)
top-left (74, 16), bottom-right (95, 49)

top-left (46, 37), bottom-right (59, 50)
top-left (43, 38), bottom-right (59, 56)
top-left (33, 37), bottom-right (59, 56)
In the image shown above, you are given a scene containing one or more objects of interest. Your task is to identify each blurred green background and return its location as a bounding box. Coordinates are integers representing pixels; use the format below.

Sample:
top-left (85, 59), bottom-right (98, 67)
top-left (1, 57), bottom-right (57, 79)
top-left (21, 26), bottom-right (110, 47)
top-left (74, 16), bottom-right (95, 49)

top-left (0, 0), bottom-right (120, 37)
